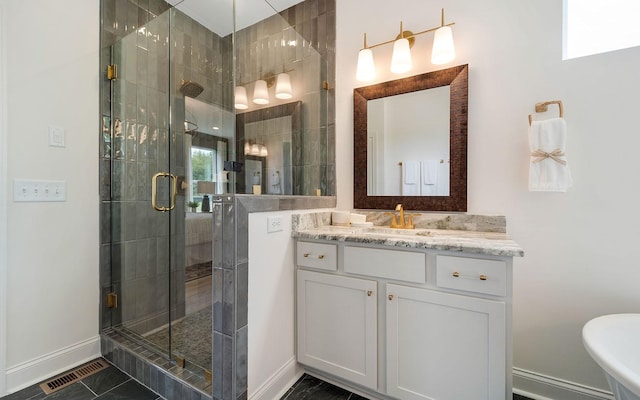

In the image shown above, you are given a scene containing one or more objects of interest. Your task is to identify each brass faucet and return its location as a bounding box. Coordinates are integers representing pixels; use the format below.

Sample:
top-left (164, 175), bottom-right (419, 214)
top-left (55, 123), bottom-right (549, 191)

top-left (388, 203), bottom-right (418, 229)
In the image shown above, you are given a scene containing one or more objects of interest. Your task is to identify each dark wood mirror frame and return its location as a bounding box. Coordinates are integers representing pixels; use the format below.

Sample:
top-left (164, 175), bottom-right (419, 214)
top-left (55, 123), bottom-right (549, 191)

top-left (353, 64), bottom-right (468, 211)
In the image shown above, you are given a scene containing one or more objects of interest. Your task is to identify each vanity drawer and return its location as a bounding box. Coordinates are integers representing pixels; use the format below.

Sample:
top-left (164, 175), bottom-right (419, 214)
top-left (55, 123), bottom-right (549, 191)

top-left (344, 246), bottom-right (426, 283)
top-left (297, 241), bottom-right (337, 271)
top-left (436, 255), bottom-right (507, 296)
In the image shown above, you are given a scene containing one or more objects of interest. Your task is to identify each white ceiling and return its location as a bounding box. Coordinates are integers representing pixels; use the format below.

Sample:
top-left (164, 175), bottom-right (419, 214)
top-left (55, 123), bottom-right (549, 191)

top-left (167, 0), bottom-right (304, 36)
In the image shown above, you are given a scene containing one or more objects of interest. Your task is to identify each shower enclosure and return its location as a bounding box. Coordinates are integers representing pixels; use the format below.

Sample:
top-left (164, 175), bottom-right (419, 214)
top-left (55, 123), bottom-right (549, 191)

top-left (100, 0), bottom-right (234, 395)
top-left (99, 0), bottom-right (334, 398)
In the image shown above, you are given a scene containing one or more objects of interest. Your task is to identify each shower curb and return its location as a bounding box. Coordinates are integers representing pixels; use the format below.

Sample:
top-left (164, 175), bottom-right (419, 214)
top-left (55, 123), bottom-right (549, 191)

top-left (101, 330), bottom-right (212, 400)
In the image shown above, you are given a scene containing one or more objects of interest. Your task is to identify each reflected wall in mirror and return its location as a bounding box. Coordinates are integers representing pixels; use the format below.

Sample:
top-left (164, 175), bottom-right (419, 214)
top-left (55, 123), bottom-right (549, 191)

top-left (354, 64), bottom-right (468, 211)
top-left (367, 86), bottom-right (450, 196)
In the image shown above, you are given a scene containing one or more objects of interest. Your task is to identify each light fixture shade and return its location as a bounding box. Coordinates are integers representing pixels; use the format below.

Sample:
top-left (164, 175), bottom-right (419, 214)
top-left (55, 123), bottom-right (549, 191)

top-left (431, 26), bottom-right (455, 64)
top-left (196, 181), bottom-right (215, 194)
top-left (275, 73), bottom-right (293, 99)
top-left (391, 38), bottom-right (412, 74)
top-left (259, 144), bottom-right (268, 157)
top-left (251, 143), bottom-right (260, 155)
top-left (244, 141), bottom-right (251, 155)
top-left (235, 86), bottom-right (248, 109)
top-left (356, 48), bottom-right (375, 81)
top-left (252, 80), bottom-right (269, 105)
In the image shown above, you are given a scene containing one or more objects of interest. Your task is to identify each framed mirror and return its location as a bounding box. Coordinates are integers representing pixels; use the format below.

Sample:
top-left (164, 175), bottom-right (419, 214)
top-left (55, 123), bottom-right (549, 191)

top-left (353, 64), bottom-right (468, 211)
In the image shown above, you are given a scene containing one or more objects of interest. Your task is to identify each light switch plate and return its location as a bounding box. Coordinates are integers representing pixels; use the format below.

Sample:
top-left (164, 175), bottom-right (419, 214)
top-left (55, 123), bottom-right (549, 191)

top-left (13, 179), bottom-right (66, 202)
top-left (48, 126), bottom-right (65, 147)
top-left (267, 215), bottom-right (283, 233)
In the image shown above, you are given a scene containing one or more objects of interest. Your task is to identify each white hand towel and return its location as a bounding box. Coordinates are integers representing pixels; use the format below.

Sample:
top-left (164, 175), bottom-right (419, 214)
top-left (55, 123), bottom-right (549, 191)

top-left (528, 117), bottom-right (573, 192)
top-left (420, 160), bottom-right (439, 195)
top-left (421, 160), bottom-right (439, 184)
top-left (403, 160), bottom-right (419, 184)
top-left (402, 160), bottom-right (420, 195)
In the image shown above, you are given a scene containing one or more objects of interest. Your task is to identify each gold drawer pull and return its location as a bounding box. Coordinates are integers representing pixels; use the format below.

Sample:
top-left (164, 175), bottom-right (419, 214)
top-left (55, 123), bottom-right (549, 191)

top-left (303, 253), bottom-right (325, 260)
top-left (367, 290), bottom-right (373, 297)
top-left (388, 294), bottom-right (394, 301)
top-left (453, 271), bottom-right (488, 281)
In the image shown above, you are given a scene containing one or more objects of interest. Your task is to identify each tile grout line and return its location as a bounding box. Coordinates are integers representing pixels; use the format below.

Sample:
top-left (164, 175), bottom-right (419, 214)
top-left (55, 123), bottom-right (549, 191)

top-left (89, 377), bottom-right (132, 398)
top-left (79, 381), bottom-right (99, 398)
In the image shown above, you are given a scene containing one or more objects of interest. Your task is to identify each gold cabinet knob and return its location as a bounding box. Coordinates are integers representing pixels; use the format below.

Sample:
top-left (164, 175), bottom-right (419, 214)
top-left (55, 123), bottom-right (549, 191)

top-left (318, 255), bottom-right (325, 260)
top-left (303, 253), bottom-right (310, 258)
top-left (479, 275), bottom-right (487, 281)
top-left (367, 290), bottom-right (373, 297)
top-left (452, 272), bottom-right (460, 278)
top-left (388, 294), bottom-right (394, 301)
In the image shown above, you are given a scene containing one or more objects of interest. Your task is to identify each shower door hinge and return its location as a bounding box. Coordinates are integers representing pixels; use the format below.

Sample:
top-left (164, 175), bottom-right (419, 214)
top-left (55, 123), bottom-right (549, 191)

top-left (107, 64), bottom-right (118, 80)
top-left (107, 292), bottom-right (118, 309)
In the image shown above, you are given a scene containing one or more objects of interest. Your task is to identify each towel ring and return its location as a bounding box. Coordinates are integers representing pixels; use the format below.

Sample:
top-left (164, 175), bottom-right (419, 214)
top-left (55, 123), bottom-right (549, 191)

top-left (528, 100), bottom-right (564, 126)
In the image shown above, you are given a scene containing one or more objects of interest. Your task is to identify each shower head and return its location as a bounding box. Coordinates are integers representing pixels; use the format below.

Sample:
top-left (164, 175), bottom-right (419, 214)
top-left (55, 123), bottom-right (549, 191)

top-left (179, 80), bottom-right (204, 98)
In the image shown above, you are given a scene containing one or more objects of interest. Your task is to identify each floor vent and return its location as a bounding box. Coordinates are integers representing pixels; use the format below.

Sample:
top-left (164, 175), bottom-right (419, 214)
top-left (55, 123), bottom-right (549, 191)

top-left (39, 359), bottom-right (109, 395)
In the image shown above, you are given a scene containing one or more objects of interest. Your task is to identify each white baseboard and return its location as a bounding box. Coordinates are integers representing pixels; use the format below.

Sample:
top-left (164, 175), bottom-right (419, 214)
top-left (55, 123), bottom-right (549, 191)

top-left (249, 357), bottom-right (303, 400)
top-left (514, 367), bottom-right (614, 400)
top-left (5, 335), bottom-right (101, 394)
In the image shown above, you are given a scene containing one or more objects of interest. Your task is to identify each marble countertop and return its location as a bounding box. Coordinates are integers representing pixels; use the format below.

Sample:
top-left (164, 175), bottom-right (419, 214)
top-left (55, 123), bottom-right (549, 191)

top-left (292, 212), bottom-right (524, 257)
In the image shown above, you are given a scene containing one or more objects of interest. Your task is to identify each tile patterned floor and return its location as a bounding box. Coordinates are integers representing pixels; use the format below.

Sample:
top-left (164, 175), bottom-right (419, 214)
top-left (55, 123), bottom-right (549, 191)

top-left (0, 359), bottom-right (162, 400)
top-left (3, 361), bottom-right (535, 400)
top-left (281, 374), bottom-right (535, 400)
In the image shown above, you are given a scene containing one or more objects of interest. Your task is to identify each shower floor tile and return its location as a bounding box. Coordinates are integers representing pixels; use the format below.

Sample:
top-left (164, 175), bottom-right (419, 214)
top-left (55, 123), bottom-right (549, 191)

top-left (0, 359), bottom-right (163, 400)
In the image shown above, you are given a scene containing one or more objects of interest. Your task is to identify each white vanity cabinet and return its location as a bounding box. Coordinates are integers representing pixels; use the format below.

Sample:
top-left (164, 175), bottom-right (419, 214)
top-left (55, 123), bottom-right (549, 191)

top-left (295, 239), bottom-right (514, 400)
top-left (296, 269), bottom-right (378, 389)
top-left (386, 284), bottom-right (506, 400)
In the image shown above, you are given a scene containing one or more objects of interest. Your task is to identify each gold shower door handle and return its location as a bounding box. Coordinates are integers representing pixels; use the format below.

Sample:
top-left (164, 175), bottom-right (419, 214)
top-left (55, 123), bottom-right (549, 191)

top-left (151, 172), bottom-right (177, 212)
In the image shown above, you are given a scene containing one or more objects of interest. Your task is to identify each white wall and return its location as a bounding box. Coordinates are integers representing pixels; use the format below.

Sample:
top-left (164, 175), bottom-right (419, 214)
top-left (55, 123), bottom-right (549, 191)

top-left (337, 0), bottom-right (640, 398)
top-left (0, 0), bottom-right (100, 394)
top-left (247, 211), bottom-right (303, 400)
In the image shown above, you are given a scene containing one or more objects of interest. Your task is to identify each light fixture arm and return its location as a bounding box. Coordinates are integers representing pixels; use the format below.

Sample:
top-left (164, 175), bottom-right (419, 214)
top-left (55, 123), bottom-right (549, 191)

top-left (359, 8), bottom-right (455, 51)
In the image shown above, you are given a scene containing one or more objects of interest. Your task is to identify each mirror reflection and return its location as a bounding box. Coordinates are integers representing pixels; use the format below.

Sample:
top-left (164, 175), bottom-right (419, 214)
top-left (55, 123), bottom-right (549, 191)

top-left (367, 86), bottom-right (450, 196)
top-left (185, 97), bottom-right (234, 209)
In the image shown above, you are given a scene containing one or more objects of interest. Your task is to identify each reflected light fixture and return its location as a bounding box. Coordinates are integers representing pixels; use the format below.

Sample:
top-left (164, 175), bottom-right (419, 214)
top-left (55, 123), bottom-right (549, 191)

top-left (252, 80), bottom-right (270, 105)
top-left (235, 86), bottom-right (248, 109)
top-left (275, 73), bottom-right (293, 99)
top-left (244, 140), bottom-right (268, 157)
top-left (356, 8), bottom-right (456, 82)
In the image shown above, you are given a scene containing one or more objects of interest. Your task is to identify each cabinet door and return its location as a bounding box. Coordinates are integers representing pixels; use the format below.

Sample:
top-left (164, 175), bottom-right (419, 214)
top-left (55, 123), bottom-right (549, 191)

top-left (297, 270), bottom-right (378, 389)
top-left (386, 284), bottom-right (506, 400)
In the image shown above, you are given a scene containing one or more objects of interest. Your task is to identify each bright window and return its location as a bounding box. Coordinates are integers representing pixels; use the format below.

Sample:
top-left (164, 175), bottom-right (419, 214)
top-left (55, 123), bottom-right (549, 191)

top-left (190, 147), bottom-right (217, 208)
top-left (564, 0), bottom-right (640, 59)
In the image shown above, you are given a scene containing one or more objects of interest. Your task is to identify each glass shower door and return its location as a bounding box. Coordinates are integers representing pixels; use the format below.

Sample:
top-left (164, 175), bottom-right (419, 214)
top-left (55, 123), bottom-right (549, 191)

top-left (108, 9), bottom-right (176, 361)
top-left (106, 2), bottom-right (224, 380)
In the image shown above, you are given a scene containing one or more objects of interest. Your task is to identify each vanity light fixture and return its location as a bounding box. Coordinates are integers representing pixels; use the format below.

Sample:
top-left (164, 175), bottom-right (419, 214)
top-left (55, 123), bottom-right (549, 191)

top-left (356, 8), bottom-right (456, 82)
top-left (275, 72), bottom-right (293, 99)
top-left (235, 86), bottom-right (249, 109)
top-left (235, 71), bottom-right (295, 109)
top-left (244, 140), bottom-right (268, 158)
top-left (252, 80), bottom-right (270, 105)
